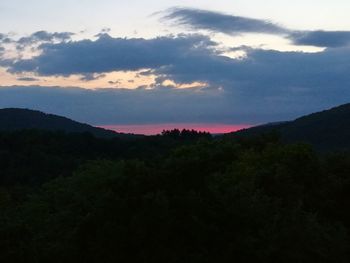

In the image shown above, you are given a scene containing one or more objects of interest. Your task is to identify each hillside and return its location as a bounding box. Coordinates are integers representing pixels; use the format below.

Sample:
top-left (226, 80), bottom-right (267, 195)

top-left (0, 108), bottom-right (133, 138)
top-left (230, 103), bottom-right (350, 151)
top-left (1, 108), bottom-right (350, 262)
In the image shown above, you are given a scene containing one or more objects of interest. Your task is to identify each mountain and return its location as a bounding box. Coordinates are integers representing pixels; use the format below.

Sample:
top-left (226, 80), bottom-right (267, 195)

top-left (0, 108), bottom-right (135, 138)
top-left (229, 103), bottom-right (350, 151)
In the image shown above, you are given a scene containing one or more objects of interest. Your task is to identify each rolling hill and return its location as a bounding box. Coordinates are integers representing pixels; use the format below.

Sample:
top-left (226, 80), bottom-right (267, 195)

top-left (0, 108), bottom-right (134, 138)
top-left (229, 103), bottom-right (350, 151)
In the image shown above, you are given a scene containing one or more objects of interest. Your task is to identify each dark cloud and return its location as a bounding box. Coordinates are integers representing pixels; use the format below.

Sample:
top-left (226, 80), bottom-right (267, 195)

top-left (1, 20), bottom-right (350, 125)
top-left (0, 76), bottom-right (349, 126)
top-left (108, 80), bottom-right (122, 85)
top-left (3, 32), bottom-right (350, 122)
top-left (95, 28), bottom-right (112, 38)
top-left (290, 31), bottom-right (350, 48)
top-left (101, 28), bottom-right (111, 33)
top-left (80, 73), bottom-right (106, 81)
top-left (7, 34), bottom-right (217, 75)
top-left (0, 33), bottom-right (13, 44)
top-left (0, 85), bottom-right (240, 125)
top-left (13, 31), bottom-right (74, 52)
top-left (16, 77), bottom-right (40, 82)
top-left (152, 46), bottom-right (350, 102)
top-left (163, 8), bottom-right (350, 48)
top-left (1, 37), bottom-right (13, 44)
top-left (0, 58), bottom-right (13, 67)
top-left (163, 7), bottom-right (288, 35)
top-left (17, 31), bottom-right (74, 45)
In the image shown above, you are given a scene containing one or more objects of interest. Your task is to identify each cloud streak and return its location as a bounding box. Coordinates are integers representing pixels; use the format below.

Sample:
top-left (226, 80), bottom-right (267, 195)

top-left (163, 7), bottom-right (350, 48)
top-left (290, 31), bottom-right (350, 48)
top-left (163, 7), bottom-right (288, 35)
top-left (16, 77), bottom-right (40, 82)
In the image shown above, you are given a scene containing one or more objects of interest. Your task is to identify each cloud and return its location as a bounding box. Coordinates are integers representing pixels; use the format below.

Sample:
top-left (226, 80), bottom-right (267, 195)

top-left (290, 31), bottom-right (350, 48)
top-left (14, 31), bottom-right (74, 52)
top-left (0, 85), bottom-right (240, 125)
top-left (80, 73), bottom-right (106, 81)
top-left (108, 80), bottom-right (122, 85)
top-left (0, 31), bottom-right (73, 46)
top-left (2, 31), bottom-right (350, 123)
top-left (0, 31), bottom-right (75, 61)
top-left (163, 7), bottom-right (350, 48)
top-left (1, 71), bottom-right (349, 126)
top-left (0, 33), bottom-right (12, 44)
top-left (17, 31), bottom-right (74, 45)
top-left (0, 33), bottom-right (13, 47)
top-left (16, 77), bottom-right (40, 82)
top-left (151, 46), bottom-right (350, 104)
top-left (6, 33), bottom-right (217, 76)
top-left (95, 27), bottom-right (112, 38)
top-left (2, 23), bottom-right (350, 125)
top-left (163, 7), bottom-right (288, 35)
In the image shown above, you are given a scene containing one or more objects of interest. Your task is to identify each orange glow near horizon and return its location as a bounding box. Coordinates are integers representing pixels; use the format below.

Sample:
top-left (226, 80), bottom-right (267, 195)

top-left (0, 69), bottom-right (157, 89)
top-left (0, 68), bottom-right (207, 90)
top-left (99, 123), bottom-right (251, 135)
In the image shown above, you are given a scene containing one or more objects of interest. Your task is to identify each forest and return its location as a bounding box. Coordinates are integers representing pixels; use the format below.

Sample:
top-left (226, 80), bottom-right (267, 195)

top-left (1, 129), bottom-right (350, 262)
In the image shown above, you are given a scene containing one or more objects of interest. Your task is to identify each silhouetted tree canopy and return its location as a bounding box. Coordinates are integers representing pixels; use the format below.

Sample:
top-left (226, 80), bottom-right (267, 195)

top-left (1, 129), bottom-right (350, 262)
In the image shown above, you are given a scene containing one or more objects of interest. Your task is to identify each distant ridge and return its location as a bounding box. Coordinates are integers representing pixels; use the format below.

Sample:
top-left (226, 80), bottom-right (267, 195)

top-left (229, 103), bottom-right (350, 151)
top-left (0, 108), bottom-right (134, 138)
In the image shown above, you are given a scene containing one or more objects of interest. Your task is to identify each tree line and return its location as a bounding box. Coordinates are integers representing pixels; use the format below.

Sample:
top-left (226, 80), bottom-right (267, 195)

top-left (1, 129), bottom-right (350, 262)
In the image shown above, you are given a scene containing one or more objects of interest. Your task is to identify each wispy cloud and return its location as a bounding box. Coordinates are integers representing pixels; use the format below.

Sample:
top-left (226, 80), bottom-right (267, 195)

top-left (163, 7), bottom-right (288, 35)
top-left (16, 77), bottom-right (40, 82)
top-left (163, 7), bottom-right (350, 48)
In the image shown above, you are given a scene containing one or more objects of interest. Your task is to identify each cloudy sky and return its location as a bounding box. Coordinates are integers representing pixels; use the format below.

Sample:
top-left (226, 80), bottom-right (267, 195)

top-left (1, 0), bottom-right (350, 133)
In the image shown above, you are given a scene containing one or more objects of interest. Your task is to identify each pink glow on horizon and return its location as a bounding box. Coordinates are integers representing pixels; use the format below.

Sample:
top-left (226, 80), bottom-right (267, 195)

top-left (98, 123), bottom-right (251, 135)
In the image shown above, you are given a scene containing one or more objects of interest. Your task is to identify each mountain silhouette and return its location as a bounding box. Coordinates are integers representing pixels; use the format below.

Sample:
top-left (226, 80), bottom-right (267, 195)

top-left (229, 103), bottom-right (350, 151)
top-left (0, 108), bottom-right (134, 138)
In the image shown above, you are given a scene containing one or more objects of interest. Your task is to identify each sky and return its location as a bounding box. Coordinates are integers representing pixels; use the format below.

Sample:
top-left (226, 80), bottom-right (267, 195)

top-left (1, 1), bottom-right (350, 134)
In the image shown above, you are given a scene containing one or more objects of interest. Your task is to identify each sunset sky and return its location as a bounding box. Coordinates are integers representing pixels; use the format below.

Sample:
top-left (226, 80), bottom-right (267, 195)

top-left (1, 1), bottom-right (350, 134)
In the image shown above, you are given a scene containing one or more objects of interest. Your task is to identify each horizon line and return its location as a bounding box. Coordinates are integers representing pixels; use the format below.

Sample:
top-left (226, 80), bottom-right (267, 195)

top-left (98, 123), bottom-right (252, 135)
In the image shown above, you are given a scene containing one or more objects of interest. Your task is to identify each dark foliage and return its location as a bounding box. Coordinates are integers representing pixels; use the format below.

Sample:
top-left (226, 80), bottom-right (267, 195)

top-left (229, 103), bottom-right (350, 152)
top-left (0, 108), bottom-right (134, 138)
top-left (1, 128), bottom-right (350, 262)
